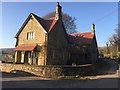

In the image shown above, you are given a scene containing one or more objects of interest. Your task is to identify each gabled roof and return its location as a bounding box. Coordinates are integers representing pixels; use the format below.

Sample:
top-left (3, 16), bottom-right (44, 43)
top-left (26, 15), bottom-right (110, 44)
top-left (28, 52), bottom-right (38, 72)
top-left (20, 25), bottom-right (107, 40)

top-left (44, 17), bottom-right (57, 33)
top-left (33, 13), bottom-right (57, 33)
top-left (69, 32), bottom-right (94, 44)
top-left (15, 13), bottom-right (58, 38)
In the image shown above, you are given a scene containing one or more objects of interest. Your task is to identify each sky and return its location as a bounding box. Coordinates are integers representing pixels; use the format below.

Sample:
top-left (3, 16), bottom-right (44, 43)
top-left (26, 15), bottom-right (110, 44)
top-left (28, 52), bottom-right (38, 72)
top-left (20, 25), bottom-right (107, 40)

top-left (1, 2), bottom-right (118, 48)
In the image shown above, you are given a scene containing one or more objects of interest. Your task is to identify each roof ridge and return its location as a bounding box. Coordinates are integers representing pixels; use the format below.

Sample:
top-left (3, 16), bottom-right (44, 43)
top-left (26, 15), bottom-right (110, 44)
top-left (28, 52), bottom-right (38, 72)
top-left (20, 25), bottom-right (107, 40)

top-left (80, 32), bottom-right (92, 34)
top-left (48, 20), bottom-right (57, 33)
top-left (47, 17), bottom-right (55, 20)
top-left (70, 32), bottom-right (92, 35)
top-left (31, 13), bottom-right (45, 21)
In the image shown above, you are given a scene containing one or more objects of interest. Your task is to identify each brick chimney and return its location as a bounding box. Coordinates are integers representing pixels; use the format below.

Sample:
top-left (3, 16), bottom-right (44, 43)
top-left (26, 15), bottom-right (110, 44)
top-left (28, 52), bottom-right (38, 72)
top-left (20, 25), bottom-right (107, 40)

top-left (55, 2), bottom-right (62, 20)
top-left (91, 23), bottom-right (95, 33)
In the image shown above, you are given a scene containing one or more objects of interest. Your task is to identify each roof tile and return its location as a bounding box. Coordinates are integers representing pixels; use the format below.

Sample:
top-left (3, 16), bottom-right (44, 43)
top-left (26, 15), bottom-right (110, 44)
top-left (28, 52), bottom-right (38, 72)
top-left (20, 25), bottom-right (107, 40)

top-left (33, 14), bottom-right (57, 33)
top-left (70, 32), bottom-right (94, 44)
top-left (14, 44), bottom-right (37, 51)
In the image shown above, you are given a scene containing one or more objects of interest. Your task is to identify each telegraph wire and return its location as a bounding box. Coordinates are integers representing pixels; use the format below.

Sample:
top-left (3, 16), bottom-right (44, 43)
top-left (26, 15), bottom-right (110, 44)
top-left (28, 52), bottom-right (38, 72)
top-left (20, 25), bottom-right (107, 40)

top-left (79, 9), bottom-right (117, 30)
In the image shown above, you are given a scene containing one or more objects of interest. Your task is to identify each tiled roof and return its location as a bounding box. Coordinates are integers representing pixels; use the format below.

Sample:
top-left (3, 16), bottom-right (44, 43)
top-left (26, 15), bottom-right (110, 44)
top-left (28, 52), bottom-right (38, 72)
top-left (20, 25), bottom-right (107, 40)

top-left (69, 32), bottom-right (94, 44)
top-left (32, 13), bottom-right (57, 33)
top-left (70, 32), bottom-right (94, 39)
top-left (47, 17), bottom-right (55, 20)
top-left (48, 19), bottom-right (57, 32)
top-left (14, 44), bottom-right (37, 51)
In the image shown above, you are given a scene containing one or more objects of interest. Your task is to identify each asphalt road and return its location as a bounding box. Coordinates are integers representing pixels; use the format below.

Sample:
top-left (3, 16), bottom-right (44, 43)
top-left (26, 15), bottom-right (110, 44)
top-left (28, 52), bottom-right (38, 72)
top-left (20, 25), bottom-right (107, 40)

top-left (0, 60), bottom-right (120, 88)
top-left (1, 75), bottom-right (119, 88)
top-left (1, 76), bottom-right (119, 88)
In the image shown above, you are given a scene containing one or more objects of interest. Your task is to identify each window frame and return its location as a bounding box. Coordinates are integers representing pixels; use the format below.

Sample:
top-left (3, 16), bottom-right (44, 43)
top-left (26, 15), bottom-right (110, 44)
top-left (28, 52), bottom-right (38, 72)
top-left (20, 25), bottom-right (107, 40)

top-left (27, 32), bottom-right (35, 40)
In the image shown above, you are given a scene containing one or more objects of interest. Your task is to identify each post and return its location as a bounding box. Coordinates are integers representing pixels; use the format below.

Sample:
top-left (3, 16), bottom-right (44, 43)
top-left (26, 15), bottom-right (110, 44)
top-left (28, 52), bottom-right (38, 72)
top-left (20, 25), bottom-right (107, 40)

top-left (31, 51), bottom-right (33, 65)
top-left (14, 51), bottom-right (17, 64)
top-left (21, 51), bottom-right (25, 63)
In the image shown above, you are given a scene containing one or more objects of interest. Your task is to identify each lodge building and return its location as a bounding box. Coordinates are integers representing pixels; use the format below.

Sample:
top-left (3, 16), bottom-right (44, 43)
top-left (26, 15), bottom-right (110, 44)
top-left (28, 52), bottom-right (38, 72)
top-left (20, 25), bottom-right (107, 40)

top-left (14, 2), bottom-right (99, 65)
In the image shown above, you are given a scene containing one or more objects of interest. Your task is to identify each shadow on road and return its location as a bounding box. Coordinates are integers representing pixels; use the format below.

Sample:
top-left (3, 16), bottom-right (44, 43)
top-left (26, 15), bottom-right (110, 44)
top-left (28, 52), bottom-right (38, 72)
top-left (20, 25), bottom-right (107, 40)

top-left (2, 78), bottom-right (119, 88)
top-left (2, 71), bottom-right (36, 78)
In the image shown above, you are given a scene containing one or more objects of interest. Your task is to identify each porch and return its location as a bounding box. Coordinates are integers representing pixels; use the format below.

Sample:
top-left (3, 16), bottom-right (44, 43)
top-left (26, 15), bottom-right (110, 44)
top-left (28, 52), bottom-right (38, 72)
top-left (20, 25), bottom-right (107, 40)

top-left (14, 44), bottom-right (39, 65)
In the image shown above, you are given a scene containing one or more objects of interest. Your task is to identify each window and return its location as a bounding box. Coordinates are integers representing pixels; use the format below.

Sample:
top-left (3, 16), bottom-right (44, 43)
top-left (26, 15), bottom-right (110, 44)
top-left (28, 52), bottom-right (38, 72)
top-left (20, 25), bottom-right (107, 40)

top-left (27, 32), bottom-right (34, 40)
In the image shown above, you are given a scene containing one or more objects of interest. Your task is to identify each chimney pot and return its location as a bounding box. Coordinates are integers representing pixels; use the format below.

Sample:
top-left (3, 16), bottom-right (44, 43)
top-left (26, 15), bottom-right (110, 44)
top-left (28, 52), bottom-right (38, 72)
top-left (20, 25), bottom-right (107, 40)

top-left (92, 23), bottom-right (95, 33)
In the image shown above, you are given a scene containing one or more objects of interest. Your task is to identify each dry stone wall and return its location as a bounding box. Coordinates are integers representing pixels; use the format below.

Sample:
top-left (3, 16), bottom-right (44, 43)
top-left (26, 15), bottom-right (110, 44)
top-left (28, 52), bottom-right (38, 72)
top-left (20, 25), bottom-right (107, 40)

top-left (0, 63), bottom-right (95, 77)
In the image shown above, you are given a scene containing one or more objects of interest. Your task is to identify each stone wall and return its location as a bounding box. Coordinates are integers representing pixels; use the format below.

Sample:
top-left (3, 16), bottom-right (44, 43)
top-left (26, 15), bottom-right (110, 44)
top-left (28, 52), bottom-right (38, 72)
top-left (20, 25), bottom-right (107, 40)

top-left (0, 63), bottom-right (95, 78)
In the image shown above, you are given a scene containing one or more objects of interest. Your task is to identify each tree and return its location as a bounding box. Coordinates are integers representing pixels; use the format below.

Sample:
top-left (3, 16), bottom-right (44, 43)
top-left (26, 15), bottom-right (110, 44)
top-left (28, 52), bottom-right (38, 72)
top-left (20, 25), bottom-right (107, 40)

top-left (42, 11), bottom-right (77, 34)
top-left (109, 24), bottom-right (120, 51)
top-left (106, 42), bottom-right (110, 54)
top-left (107, 24), bottom-right (120, 59)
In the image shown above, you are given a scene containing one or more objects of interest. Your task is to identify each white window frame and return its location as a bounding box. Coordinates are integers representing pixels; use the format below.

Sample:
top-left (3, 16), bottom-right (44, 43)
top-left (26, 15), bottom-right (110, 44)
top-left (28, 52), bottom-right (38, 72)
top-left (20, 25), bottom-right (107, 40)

top-left (27, 32), bottom-right (35, 40)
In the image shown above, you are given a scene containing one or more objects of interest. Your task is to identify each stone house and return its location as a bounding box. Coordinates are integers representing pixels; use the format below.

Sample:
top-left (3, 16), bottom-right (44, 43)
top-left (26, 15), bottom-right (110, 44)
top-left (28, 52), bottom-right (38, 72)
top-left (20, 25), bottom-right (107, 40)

top-left (14, 2), bottom-right (99, 65)
top-left (14, 3), bottom-right (69, 65)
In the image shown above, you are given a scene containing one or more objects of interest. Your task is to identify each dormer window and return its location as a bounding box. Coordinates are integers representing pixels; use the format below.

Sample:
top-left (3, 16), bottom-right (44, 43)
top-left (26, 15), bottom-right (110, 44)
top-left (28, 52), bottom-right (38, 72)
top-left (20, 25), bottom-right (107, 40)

top-left (27, 32), bottom-right (34, 40)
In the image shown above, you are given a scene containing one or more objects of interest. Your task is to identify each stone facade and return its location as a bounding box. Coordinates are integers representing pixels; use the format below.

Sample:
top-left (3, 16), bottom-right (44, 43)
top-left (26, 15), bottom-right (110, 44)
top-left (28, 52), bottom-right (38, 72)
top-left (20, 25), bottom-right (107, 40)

top-left (68, 32), bottom-right (99, 65)
top-left (14, 3), bottom-right (99, 66)
top-left (18, 15), bottom-right (47, 46)
top-left (14, 3), bottom-right (69, 66)
top-left (14, 14), bottom-right (47, 66)
top-left (47, 20), bottom-right (69, 65)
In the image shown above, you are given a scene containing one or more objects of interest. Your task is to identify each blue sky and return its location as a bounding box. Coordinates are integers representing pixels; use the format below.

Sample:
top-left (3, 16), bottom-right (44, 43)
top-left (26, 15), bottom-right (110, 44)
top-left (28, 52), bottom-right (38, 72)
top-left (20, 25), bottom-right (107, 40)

top-left (1, 2), bottom-right (118, 48)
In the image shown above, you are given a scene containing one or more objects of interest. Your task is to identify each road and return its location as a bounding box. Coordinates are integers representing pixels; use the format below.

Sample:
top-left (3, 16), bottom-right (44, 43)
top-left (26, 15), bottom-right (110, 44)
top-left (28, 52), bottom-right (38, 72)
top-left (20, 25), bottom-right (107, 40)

top-left (0, 60), bottom-right (120, 88)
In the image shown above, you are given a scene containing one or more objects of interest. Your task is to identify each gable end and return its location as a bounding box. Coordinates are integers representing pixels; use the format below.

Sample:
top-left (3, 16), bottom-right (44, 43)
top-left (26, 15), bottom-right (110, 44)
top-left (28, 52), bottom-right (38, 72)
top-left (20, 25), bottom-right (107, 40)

top-left (15, 13), bottom-right (47, 38)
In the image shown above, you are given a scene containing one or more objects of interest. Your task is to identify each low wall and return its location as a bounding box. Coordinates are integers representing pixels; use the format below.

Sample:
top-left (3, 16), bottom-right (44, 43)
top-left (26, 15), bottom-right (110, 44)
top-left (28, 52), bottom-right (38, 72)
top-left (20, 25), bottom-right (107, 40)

top-left (0, 63), bottom-right (95, 77)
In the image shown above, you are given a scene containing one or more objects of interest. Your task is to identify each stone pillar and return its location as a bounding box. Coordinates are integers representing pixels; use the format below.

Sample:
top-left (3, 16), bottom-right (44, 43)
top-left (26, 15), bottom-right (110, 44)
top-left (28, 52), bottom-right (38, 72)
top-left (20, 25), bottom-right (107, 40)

top-left (28, 51), bottom-right (32, 65)
top-left (21, 51), bottom-right (25, 63)
top-left (38, 58), bottom-right (41, 65)
top-left (38, 52), bottom-right (43, 66)
top-left (31, 51), bottom-right (34, 65)
top-left (15, 51), bottom-right (17, 63)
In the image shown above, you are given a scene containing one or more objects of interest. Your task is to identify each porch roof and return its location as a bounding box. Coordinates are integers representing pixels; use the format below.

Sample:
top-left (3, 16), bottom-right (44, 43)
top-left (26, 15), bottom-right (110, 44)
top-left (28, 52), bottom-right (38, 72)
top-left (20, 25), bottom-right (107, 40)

top-left (14, 44), bottom-right (37, 51)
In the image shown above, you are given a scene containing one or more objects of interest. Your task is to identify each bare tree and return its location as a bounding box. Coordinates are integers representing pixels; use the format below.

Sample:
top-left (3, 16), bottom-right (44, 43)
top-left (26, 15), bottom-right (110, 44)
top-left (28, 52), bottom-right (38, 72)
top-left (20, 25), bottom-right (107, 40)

top-left (42, 11), bottom-right (77, 34)
top-left (106, 42), bottom-right (110, 54)
top-left (107, 24), bottom-right (120, 59)
top-left (109, 24), bottom-right (120, 51)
